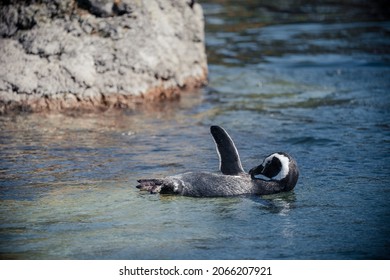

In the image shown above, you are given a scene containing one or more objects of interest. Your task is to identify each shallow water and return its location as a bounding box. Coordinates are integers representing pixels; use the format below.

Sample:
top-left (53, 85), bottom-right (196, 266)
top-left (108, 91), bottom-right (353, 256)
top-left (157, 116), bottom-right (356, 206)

top-left (1, 1), bottom-right (390, 259)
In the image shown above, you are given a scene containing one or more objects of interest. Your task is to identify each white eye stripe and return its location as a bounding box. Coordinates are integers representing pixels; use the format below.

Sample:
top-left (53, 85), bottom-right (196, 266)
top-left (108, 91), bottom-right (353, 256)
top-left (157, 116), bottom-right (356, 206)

top-left (272, 153), bottom-right (290, 180)
top-left (263, 155), bottom-right (273, 165)
top-left (262, 153), bottom-right (290, 180)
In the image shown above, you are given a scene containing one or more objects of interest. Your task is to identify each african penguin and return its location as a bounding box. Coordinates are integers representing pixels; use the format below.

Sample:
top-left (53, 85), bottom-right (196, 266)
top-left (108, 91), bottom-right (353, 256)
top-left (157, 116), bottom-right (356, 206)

top-left (136, 126), bottom-right (299, 197)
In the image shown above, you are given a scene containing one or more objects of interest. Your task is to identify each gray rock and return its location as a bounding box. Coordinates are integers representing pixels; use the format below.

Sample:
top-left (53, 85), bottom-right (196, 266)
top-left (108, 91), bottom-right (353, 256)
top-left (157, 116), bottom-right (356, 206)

top-left (0, 0), bottom-right (208, 113)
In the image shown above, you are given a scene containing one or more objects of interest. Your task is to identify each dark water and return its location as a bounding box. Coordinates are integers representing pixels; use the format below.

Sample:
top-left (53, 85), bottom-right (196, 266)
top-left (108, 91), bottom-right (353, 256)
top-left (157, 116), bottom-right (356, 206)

top-left (1, 1), bottom-right (390, 259)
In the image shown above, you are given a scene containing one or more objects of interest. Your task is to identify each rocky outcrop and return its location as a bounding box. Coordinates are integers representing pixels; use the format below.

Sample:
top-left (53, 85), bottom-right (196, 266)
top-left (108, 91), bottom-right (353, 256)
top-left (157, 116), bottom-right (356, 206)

top-left (0, 0), bottom-right (207, 113)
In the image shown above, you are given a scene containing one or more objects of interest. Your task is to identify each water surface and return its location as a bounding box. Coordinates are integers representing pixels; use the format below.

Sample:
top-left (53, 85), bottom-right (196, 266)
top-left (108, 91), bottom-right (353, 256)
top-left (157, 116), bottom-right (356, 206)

top-left (1, 0), bottom-right (390, 259)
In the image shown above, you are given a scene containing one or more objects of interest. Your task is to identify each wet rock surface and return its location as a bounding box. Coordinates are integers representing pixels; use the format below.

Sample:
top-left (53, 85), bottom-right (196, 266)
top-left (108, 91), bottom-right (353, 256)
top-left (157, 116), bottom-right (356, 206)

top-left (0, 0), bottom-right (207, 113)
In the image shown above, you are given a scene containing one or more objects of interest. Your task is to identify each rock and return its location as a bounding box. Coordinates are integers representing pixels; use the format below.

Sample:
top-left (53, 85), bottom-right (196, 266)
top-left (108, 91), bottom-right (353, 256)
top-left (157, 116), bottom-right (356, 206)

top-left (0, 0), bottom-right (207, 114)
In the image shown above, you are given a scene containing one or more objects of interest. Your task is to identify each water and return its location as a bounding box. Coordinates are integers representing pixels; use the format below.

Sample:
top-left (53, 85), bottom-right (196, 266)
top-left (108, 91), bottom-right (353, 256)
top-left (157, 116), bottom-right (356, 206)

top-left (1, 1), bottom-right (390, 259)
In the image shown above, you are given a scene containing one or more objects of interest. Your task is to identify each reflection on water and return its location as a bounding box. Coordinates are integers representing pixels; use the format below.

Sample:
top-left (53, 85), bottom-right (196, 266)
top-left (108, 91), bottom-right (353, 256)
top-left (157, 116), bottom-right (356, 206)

top-left (1, 0), bottom-right (390, 259)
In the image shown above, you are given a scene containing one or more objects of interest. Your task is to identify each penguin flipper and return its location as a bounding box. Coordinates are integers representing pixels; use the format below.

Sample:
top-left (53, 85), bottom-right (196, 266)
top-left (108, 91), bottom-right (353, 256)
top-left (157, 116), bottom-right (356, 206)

top-left (210, 125), bottom-right (245, 175)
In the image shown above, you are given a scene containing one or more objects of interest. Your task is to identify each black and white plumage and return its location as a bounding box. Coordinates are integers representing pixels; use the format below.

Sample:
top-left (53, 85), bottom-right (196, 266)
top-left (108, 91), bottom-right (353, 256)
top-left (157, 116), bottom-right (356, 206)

top-left (136, 126), bottom-right (299, 197)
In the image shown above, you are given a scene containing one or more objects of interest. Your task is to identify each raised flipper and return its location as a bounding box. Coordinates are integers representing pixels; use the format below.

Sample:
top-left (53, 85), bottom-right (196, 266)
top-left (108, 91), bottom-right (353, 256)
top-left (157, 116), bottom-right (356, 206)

top-left (210, 125), bottom-right (245, 175)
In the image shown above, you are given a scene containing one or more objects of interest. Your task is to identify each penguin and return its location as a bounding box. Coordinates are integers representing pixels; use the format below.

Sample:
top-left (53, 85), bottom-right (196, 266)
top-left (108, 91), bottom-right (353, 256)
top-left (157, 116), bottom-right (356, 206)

top-left (136, 126), bottom-right (299, 197)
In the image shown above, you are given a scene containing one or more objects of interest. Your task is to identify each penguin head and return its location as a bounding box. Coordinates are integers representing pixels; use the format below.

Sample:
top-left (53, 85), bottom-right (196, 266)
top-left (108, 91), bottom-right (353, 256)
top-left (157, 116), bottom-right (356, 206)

top-left (249, 152), bottom-right (298, 187)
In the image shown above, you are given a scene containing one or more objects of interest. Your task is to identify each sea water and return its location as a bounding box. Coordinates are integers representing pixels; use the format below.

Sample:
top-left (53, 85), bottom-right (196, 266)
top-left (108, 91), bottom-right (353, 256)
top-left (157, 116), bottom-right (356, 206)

top-left (0, 0), bottom-right (389, 259)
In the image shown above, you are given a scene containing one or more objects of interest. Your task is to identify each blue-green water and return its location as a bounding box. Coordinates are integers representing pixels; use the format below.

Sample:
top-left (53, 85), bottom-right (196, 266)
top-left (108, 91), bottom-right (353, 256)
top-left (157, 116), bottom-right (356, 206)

top-left (1, 1), bottom-right (390, 259)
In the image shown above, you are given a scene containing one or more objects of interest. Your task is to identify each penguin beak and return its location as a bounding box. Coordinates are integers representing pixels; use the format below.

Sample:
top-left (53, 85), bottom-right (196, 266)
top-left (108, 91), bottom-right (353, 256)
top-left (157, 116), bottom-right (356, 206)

top-left (249, 164), bottom-right (264, 178)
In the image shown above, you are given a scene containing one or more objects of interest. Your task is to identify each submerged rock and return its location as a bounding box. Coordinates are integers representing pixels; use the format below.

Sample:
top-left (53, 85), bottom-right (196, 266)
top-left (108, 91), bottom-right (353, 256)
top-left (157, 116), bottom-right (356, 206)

top-left (0, 0), bottom-right (207, 113)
